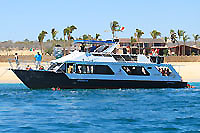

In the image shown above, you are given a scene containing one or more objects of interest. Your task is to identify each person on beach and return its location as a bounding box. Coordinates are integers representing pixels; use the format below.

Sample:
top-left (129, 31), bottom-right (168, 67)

top-left (34, 52), bottom-right (42, 69)
top-left (15, 53), bottom-right (19, 68)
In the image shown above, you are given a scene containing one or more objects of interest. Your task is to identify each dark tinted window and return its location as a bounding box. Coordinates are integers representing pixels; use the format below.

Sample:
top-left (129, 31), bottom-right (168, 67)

top-left (122, 66), bottom-right (150, 76)
top-left (102, 54), bottom-right (112, 57)
top-left (48, 63), bottom-right (62, 70)
top-left (156, 66), bottom-right (171, 76)
top-left (57, 63), bottom-right (66, 73)
top-left (121, 55), bottom-right (132, 61)
top-left (150, 56), bottom-right (164, 63)
top-left (76, 64), bottom-right (114, 75)
top-left (92, 54), bottom-right (102, 56)
top-left (123, 48), bottom-right (127, 54)
top-left (130, 56), bottom-right (137, 61)
top-left (95, 45), bottom-right (109, 52)
top-left (113, 55), bottom-right (125, 62)
top-left (94, 65), bottom-right (114, 75)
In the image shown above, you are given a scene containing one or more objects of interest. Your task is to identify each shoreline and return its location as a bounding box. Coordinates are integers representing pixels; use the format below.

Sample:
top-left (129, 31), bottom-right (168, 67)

top-left (0, 62), bottom-right (200, 84)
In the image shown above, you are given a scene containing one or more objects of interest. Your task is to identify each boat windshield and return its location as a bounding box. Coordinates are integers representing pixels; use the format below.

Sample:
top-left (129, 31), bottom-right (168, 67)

top-left (94, 45), bottom-right (109, 53)
top-left (48, 63), bottom-right (62, 71)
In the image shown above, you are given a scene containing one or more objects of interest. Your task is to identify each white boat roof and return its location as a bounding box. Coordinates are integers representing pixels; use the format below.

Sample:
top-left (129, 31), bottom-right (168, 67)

top-left (51, 51), bottom-right (117, 63)
top-left (51, 51), bottom-right (152, 64)
top-left (51, 41), bottom-right (152, 63)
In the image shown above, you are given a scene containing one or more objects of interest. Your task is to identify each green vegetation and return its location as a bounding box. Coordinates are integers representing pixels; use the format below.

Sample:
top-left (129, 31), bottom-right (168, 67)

top-left (150, 30), bottom-right (161, 47)
top-left (38, 30), bottom-right (48, 54)
top-left (80, 34), bottom-right (101, 40)
top-left (177, 30), bottom-right (184, 55)
top-left (63, 25), bottom-right (77, 55)
top-left (170, 29), bottom-right (177, 43)
top-left (164, 37), bottom-right (168, 43)
top-left (95, 33), bottom-right (101, 40)
top-left (110, 21), bottom-right (120, 39)
top-left (163, 49), bottom-right (168, 56)
top-left (1, 21), bottom-right (200, 57)
top-left (183, 32), bottom-right (190, 56)
top-left (193, 34), bottom-right (200, 45)
top-left (150, 30), bottom-right (161, 39)
top-left (134, 29), bottom-right (144, 54)
top-left (130, 36), bottom-right (136, 46)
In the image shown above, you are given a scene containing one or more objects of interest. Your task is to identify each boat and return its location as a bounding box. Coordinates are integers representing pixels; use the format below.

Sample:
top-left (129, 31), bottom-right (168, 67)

top-left (10, 40), bottom-right (187, 89)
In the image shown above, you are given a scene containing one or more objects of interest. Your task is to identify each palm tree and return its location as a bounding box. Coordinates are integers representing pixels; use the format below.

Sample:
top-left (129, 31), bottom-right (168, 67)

top-left (130, 36), bottom-right (136, 45)
top-left (170, 29), bottom-right (177, 43)
top-left (51, 28), bottom-right (58, 47)
top-left (63, 28), bottom-right (68, 56)
top-left (38, 30), bottom-right (48, 54)
top-left (63, 25), bottom-right (77, 55)
top-left (95, 33), bottom-right (101, 40)
top-left (150, 30), bottom-right (161, 47)
top-left (83, 34), bottom-right (88, 40)
top-left (170, 29), bottom-right (175, 34)
top-left (170, 29), bottom-right (178, 55)
top-left (183, 33), bottom-right (190, 56)
top-left (192, 34), bottom-right (200, 45)
top-left (177, 30), bottom-right (184, 56)
top-left (134, 29), bottom-right (144, 54)
top-left (110, 21), bottom-right (120, 39)
top-left (130, 36), bottom-right (137, 54)
top-left (51, 28), bottom-right (58, 40)
top-left (164, 37), bottom-right (168, 43)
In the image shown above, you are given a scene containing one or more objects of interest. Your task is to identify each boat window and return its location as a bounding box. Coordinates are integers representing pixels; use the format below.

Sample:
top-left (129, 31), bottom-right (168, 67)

top-left (121, 55), bottom-right (132, 61)
top-left (102, 54), bottom-right (112, 57)
top-left (57, 63), bottom-right (66, 73)
top-left (150, 56), bottom-right (164, 64)
top-left (76, 65), bottom-right (93, 74)
top-left (147, 67), bottom-right (152, 69)
top-left (92, 54), bottom-right (103, 56)
top-left (66, 63), bottom-right (74, 73)
top-left (130, 56), bottom-right (137, 61)
top-left (113, 55), bottom-right (125, 62)
top-left (156, 66), bottom-right (172, 76)
top-left (76, 64), bottom-right (114, 75)
top-left (102, 46), bottom-right (109, 52)
top-left (122, 66), bottom-right (150, 76)
top-left (95, 45), bottom-right (108, 53)
top-left (123, 48), bottom-right (127, 54)
top-left (48, 63), bottom-right (62, 70)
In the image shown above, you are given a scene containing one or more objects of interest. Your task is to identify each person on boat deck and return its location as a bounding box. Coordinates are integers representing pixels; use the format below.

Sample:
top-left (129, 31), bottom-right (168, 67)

top-left (14, 53), bottom-right (19, 68)
top-left (34, 52), bottom-right (42, 69)
top-left (26, 65), bottom-right (32, 70)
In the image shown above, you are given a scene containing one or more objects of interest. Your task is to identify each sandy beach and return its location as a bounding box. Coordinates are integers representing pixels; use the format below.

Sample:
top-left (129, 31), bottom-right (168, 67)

top-left (0, 62), bottom-right (22, 83)
top-left (169, 62), bottom-right (200, 82)
top-left (0, 62), bottom-right (200, 84)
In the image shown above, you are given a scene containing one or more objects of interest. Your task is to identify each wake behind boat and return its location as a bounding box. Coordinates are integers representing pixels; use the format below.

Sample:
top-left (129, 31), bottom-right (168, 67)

top-left (10, 40), bottom-right (187, 89)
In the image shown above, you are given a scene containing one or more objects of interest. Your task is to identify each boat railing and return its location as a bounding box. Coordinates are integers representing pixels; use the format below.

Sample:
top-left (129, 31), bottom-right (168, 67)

top-left (8, 59), bottom-right (51, 70)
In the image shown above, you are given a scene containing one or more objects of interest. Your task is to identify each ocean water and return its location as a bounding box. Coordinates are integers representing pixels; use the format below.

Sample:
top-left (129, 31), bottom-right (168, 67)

top-left (0, 83), bottom-right (200, 132)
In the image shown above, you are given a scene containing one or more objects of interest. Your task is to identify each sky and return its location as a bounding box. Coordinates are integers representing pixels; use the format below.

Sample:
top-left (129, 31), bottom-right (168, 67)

top-left (0, 0), bottom-right (200, 41)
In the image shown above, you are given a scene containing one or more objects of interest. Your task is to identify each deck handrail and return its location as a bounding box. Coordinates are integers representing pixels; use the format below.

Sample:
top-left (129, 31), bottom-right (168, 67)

top-left (8, 59), bottom-right (51, 70)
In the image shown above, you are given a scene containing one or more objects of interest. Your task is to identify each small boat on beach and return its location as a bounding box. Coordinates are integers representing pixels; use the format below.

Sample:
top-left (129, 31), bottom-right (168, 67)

top-left (10, 40), bottom-right (187, 89)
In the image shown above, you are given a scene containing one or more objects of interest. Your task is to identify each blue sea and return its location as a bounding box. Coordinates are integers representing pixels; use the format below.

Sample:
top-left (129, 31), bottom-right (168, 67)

top-left (0, 83), bottom-right (200, 132)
